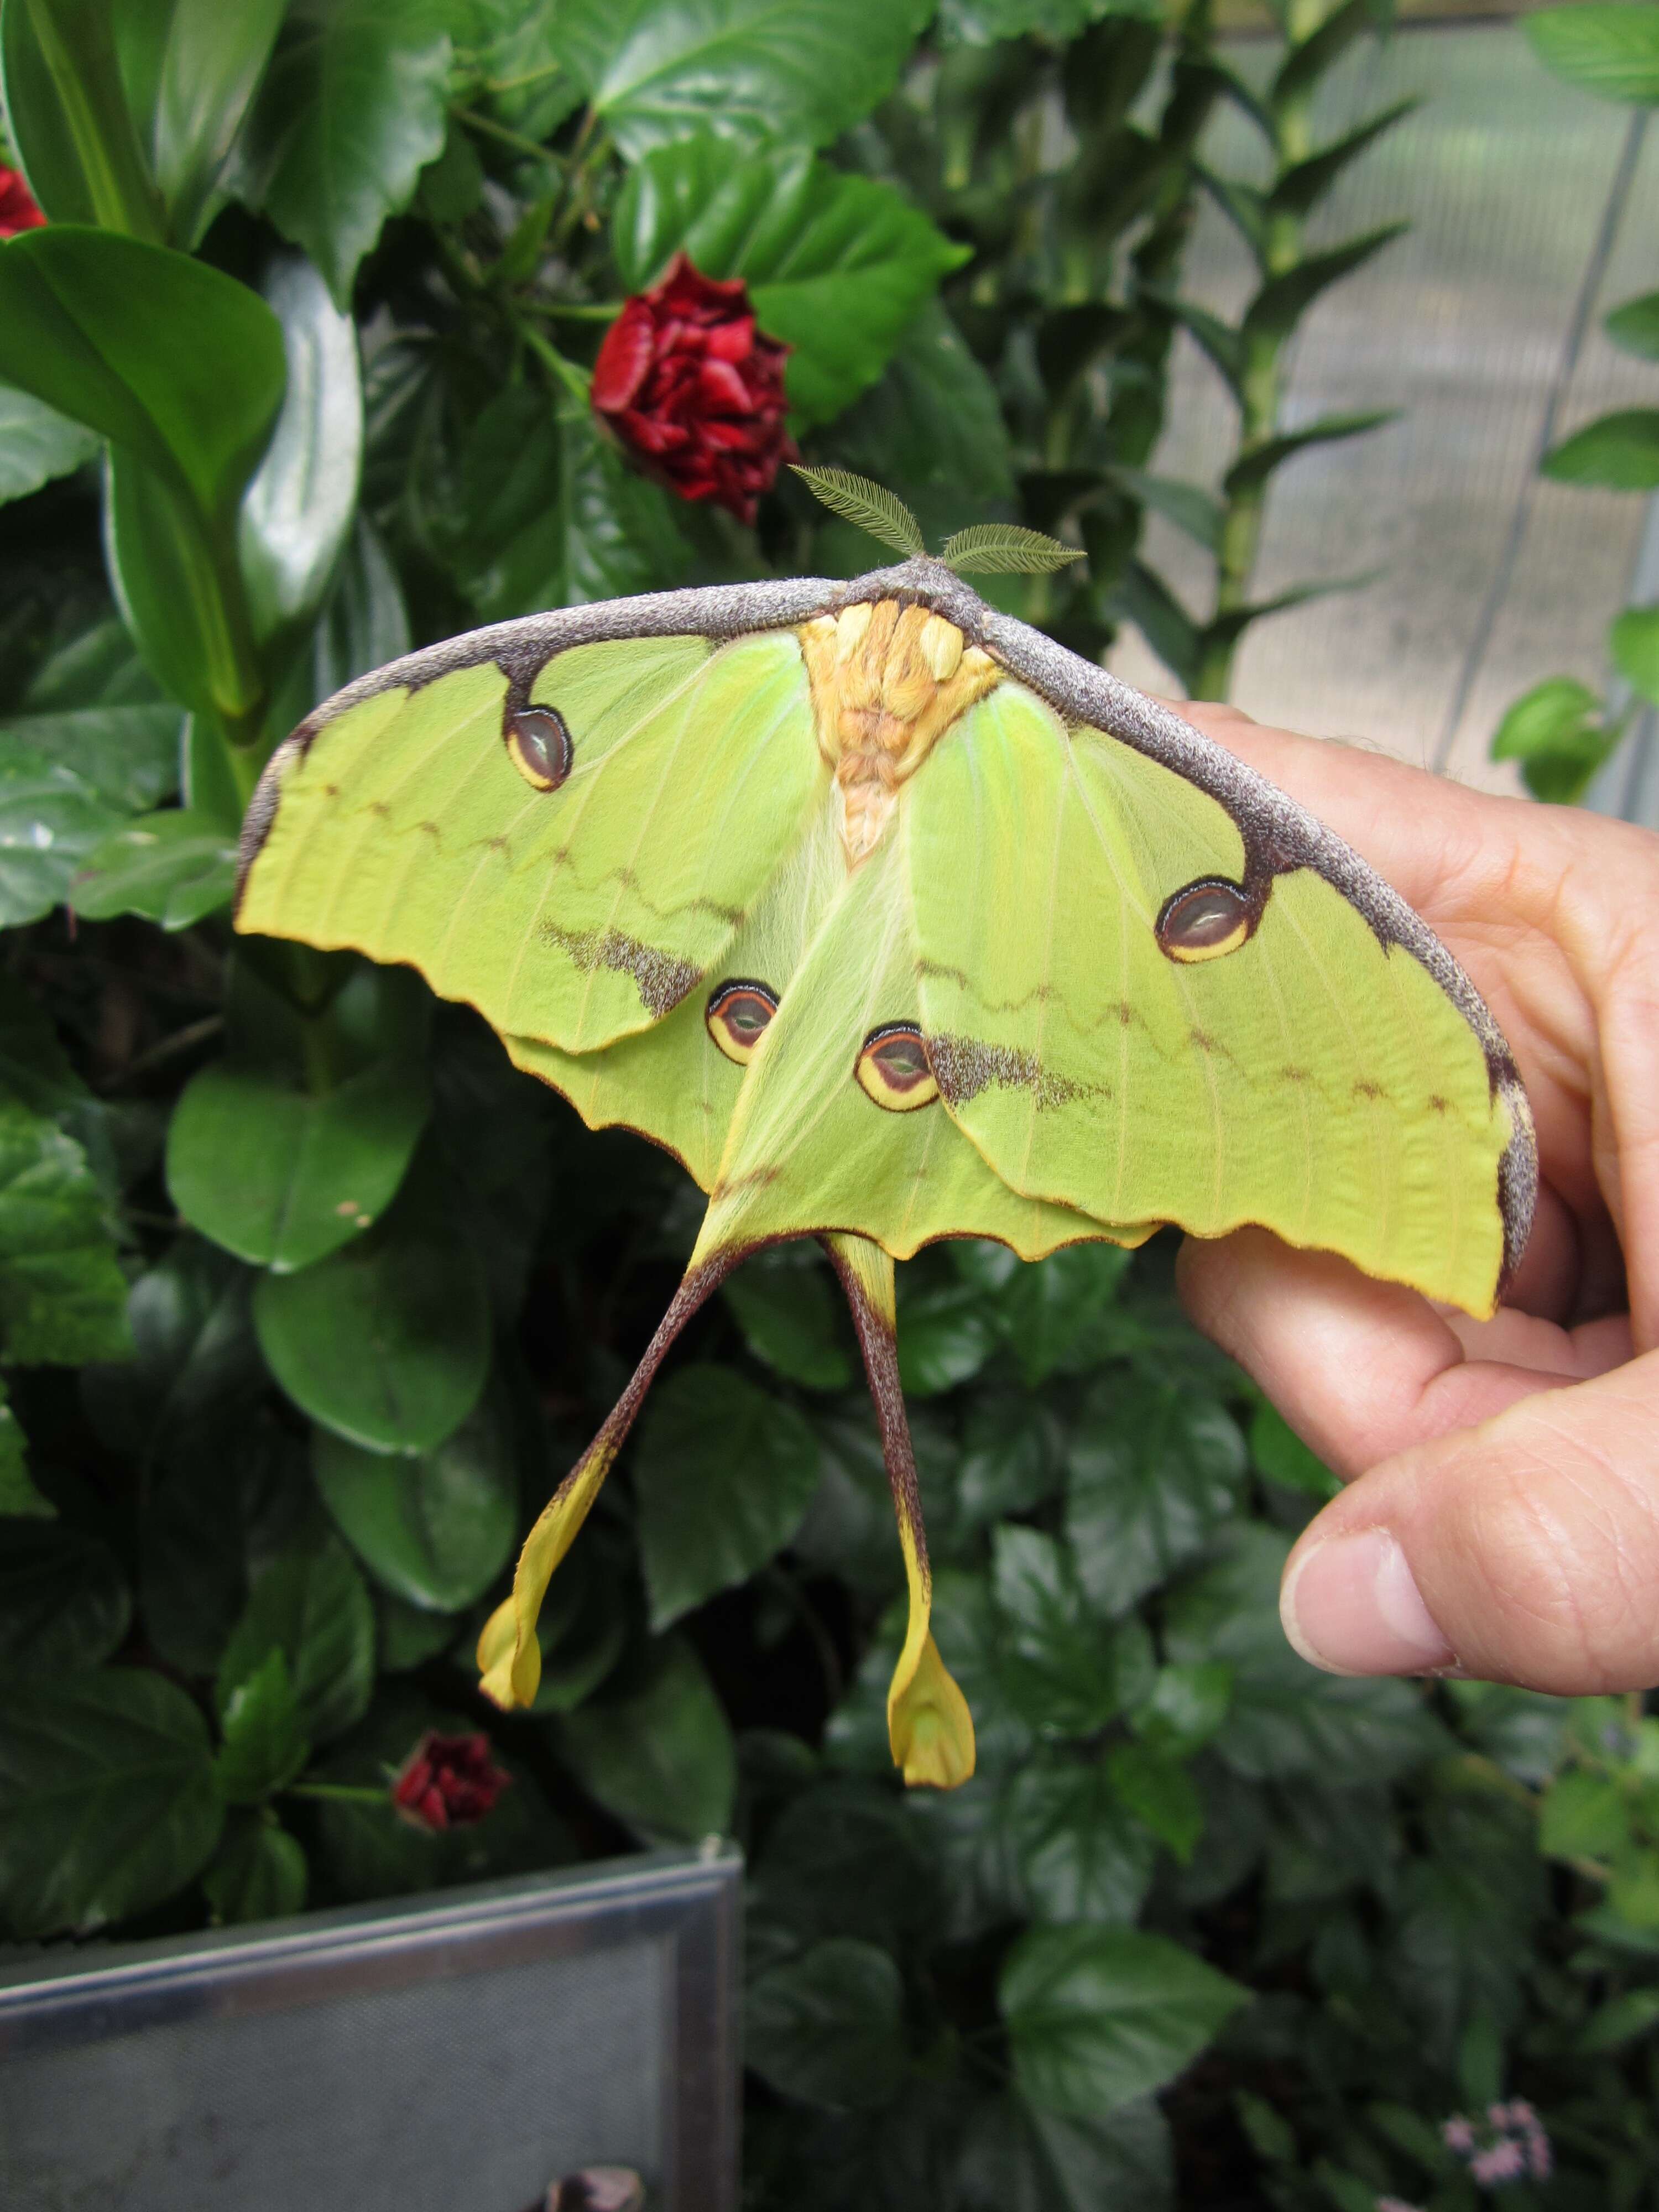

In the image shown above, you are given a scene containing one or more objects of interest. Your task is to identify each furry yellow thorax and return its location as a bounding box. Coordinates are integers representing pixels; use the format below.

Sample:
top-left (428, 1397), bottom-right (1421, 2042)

top-left (799, 601), bottom-right (999, 865)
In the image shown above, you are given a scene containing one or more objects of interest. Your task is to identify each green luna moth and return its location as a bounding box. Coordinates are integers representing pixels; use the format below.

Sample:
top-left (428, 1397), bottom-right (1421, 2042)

top-left (235, 470), bottom-right (1535, 1793)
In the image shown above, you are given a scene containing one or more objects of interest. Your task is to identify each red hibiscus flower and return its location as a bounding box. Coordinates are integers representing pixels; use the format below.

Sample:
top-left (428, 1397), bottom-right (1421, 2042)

top-left (0, 166), bottom-right (44, 238)
top-left (591, 252), bottom-right (796, 525)
top-left (390, 1731), bottom-right (512, 1832)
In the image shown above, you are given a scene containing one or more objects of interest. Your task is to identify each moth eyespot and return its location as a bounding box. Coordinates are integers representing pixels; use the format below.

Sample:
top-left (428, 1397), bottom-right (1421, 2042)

top-left (506, 706), bottom-right (572, 791)
top-left (706, 980), bottom-right (779, 1066)
top-left (855, 1022), bottom-right (939, 1112)
top-left (1156, 878), bottom-right (1255, 963)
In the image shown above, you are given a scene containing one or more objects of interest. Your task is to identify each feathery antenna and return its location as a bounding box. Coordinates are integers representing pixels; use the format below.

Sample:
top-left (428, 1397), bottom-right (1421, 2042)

top-left (790, 467), bottom-right (925, 559)
top-left (791, 466), bottom-right (1082, 576)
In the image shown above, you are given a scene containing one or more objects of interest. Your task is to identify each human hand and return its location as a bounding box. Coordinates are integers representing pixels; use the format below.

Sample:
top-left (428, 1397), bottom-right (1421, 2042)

top-left (1169, 700), bottom-right (1659, 1694)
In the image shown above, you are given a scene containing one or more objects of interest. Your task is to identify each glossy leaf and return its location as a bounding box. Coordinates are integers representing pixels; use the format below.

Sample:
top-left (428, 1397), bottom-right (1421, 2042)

top-left (635, 1364), bottom-right (821, 1629)
top-left (1002, 1924), bottom-right (1249, 2117)
top-left (615, 136), bottom-right (967, 424)
top-left (215, 1646), bottom-right (310, 1804)
top-left (557, 1635), bottom-right (736, 1843)
top-left (71, 806), bottom-right (238, 929)
top-left (0, 748), bottom-right (123, 926)
top-left (0, 701), bottom-right (180, 818)
top-left (1065, 1379), bottom-right (1247, 1615)
top-left (993, 1526), bottom-right (1128, 1739)
top-left (0, 0), bottom-right (165, 237)
top-left (1003, 1757), bottom-right (1157, 1923)
top-left (129, 0), bottom-right (290, 244)
top-left (723, 1245), bottom-right (854, 1389)
top-left (217, 1530), bottom-right (375, 1746)
top-left (1543, 408), bottom-right (1659, 490)
top-left (1490, 675), bottom-right (1613, 805)
top-left (312, 1388), bottom-right (517, 1612)
top-left (0, 227), bottom-right (284, 523)
top-left (1106, 1740), bottom-right (1202, 1861)
top-left (237, 0), bottom-right (453, 306)
top-left (252, 1161), bottom-right (491, 1451)
top-left (103, 446), bottom-right (263, 722)
top-left (957, 2093), bottom-right (1175, 2212)
top-left (553, 0), bottom-right (936, 158)
top-left (896, 1272), bottom-right (998, 1396)
top-left (1526, 4), bottom-right (1659, 101)
top-left (310, 513), bottom-right (411, 699)
top-left (745, 1939), bottom-right (907, 2109)
top-left (0, 1380), bottom-right (51, 1517)
top-left (0, 1668), bottom-right (222, 1937)
top-left (238, 254), bottom-right (365, 647)
top-left (203, 1813), bottom-right (308, 1924)
top-left (0, 1521), bottom-right (130, 1678)
top-left (833, 300), bottom-right (1016, 509)
top-left (0, 1100), bottom-right (130, 1364)
top-left (0, 383), bottom-right (98, 506)
top-left (166, 1056), bottom-right (431, 1273)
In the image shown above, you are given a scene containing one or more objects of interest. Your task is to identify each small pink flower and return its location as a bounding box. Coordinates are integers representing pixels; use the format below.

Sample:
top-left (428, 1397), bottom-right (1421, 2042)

top-left (1375, 2199), bottom-right (1425, 2212)
top-left (1442, 2115), bottom-right (1477, 2153)
top-left (1525, 2126), bottom-right (1552, 2180)
top-left (1470, 2138), bottom-right (1526, 2185)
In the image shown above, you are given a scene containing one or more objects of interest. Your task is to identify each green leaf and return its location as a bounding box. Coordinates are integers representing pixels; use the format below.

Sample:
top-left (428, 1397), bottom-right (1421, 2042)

top-left (440, 393), bottom-right (687, 624)
top-left (1269, 100), bottom-right (1417, 219)
top-left (1130, 1663), bottom-right (1233, 1757)
top-left (1065, 1379), bottom-right (1247, 1615)
top-left (897, 1272), bottom-right (997, 1395)
top-left (166, 1058), bottom-right (431, 1274)
top-left (723, 1243), bottom-right (854, 1389)
top-left (312, 1387), bottom-right (517, 1612)
top-left (0, 382), bottom-right (98, 506)
top-left (1244, 226), bottom-right (1407, 342)
top-left (635, 1364), bottom-right (821, 1630)
top-left (217, 1530), bottom-right (375, 1746)
top-left (312, 513), bottom-right (411, 698)
top-left (237, 0), bottom-right (453, 307)
top-left (940, 0), bottom-right (1150, 36)
top-left (1143, 291), bottom-right (1243, 397)
top-left (1223, 410), bottom-right (1395, 498)
top-left (0, 1099), bottom-right (131, 1364)
top-left (0, 1520), bottom-right (129, 1678)
top-left (531, 1553), bottom-right (628, 1713)
top-left (1490, 675), bottom-right (1613, 806)
top-left (0, 1668), bottom-right (222, 1937)
top-left (993, 1526), bottom-right (1127, 1739)
top-left (1539, 1766), bottom-right (1632, 1861)
top-left (1002, 1925), bottom-right (1249, 2117)
top-left (555, 0), bottom-right (936, 158)
top-left (1107, 467), bottom-right (1223, 554)
top-left (1606, 289), bottom-right (1659, 360)
top-left (215, 1647), bottom-right (310, 1804)
top-left (0, 1380), bottom-right (51, 1517)
top-left (617, 138), bottom-right (967, 426)
top-left (0, 227), bottom-right (284, 523)
top-left (0, 0), bottom-right (166, 237)
top-left (745, 1938), bottom-right (907, 2109)
top-left (0, 702), bottom-right (180, 818)
top-left (1107, 560), bottom-right (1201, 692)
top-left (104, 446), bottom-right (263, 722)
top-left (129, 0), bottom-right (290, 246)
top-left (1162, 1525), bottom-right (1446, 1785)
top-left (237, 253), bottom-right (364, 646)
top-left (1105, 1740), bottom-right (1203, 1861)
top-left (203, 1812), bottom-right (309, 1924)
top-left (1274, 0), bottom-right (1380, 101)
top-left (70, 806), bottom-right (238, 930)
top-left (831, 300), bottom-right (1015, 508)
top-left (957, 1392), bottom-right (1063, 1530)
top-left (1578, 1984), bottom-right (1659, 2052)
top-left (1526, 5), bottom-right (1659, 101)
top-left (990, 1243), bottom-right (1134, 1386)
top-left (556, 1634), bottom-right (736, 1843)
top-left (0, 748), bottom-right (123, 926)
top-left (1611, 605), bottom-right (1659, 706)
top-left (958, 2093), bottom-right (1175, 2212)
top-left (252, 1158), bottom-right (491, 1452)
top-left (1543, 408), bottom-right (1659, 490)
top-left (1248, 1401), bottom-right (1339, 1500)
top-left (1004, 1757), bottom-right (1157, 1923)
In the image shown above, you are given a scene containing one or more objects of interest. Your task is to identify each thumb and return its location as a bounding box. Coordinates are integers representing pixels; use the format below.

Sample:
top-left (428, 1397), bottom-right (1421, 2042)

top-left (1279, 1351), bottom-right (1659, 1693)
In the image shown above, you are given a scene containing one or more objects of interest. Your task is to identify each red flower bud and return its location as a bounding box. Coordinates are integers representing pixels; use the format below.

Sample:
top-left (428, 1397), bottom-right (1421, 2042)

top-left (0, 166), bottom-right (45, 239)
top-left (591, 253), bottom-right (796, 526)
top-left (390, 1730), bottom-right (512, 1832)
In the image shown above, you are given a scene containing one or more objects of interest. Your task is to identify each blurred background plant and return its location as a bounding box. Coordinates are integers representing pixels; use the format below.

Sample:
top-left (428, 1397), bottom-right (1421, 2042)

top-left (1, 2), bottom-right (1656, 2206)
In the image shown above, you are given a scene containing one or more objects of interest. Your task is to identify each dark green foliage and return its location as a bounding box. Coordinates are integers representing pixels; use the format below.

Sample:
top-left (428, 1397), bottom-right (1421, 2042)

top-left (1, 4), bottom-right (1656, 2206)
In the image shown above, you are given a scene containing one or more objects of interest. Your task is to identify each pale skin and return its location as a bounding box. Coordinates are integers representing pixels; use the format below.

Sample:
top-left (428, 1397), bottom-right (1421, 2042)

top-left (1167, 698), bottom-right (1659, 1694)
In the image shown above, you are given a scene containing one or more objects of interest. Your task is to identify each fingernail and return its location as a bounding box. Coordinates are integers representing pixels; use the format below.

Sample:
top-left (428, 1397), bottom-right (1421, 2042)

top-left (1281, 1528), bottom-right (1455, 1677)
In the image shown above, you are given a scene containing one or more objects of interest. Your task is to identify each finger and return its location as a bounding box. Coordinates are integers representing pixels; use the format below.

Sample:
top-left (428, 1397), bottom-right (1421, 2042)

top-left (1176, 1228), bottom-right (1588, 1477)
top-left (1278, 1350), bottom-right (1659, 1693)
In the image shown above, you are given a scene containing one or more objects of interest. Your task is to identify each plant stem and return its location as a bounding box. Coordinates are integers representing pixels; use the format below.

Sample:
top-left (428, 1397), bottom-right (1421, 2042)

top-left (452, 105), bottom-right (561, 167)
top-left (284, 1781), bottom-right (390, 1806)
top-left (519, 320), bottom-right (592, 406)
